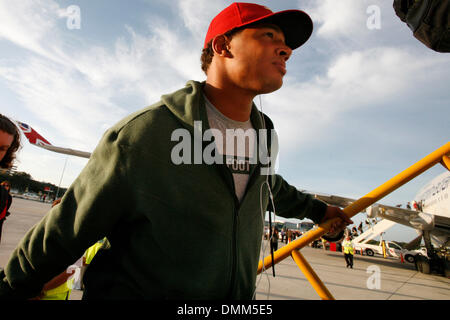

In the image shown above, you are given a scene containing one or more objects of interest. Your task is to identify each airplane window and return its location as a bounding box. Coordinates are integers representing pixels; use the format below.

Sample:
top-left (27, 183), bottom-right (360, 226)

top-left (432, 185), bottom-right (437, 196)
top-left (442, 177), bottom-right (449, 190)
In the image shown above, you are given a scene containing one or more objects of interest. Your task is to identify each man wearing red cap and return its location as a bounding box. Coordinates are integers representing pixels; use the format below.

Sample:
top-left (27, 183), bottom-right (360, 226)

top-left (201, 2), bottom-right (310, 120)
top-left (0, 3), bottom-right (351, 300)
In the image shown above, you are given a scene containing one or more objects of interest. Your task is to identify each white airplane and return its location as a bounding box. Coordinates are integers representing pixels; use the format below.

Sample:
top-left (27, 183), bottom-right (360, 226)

top-left (314, 170), bottom-right (450, 276)
top-left (17, 120), bottom-right (449, 275)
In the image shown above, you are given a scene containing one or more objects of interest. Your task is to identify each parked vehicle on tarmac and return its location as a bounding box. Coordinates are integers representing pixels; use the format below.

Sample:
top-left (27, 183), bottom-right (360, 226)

top-left (354, 240), bottom-right (424, 262)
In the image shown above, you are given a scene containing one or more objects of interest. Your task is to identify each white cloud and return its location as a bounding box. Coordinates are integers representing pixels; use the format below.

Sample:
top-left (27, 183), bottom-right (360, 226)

top-left (178, 0), bottom-right (226, 43)
top-left (67, 13), bottom-right (207, 94)
top-left (0, 0), bottom-right (208, 150)
top-left (146, 23), bottom-right (204, 81)
top-left (0, 1), bottom-right (213, 187)
top-left (0, 57), bottom-right (125, 150)
top-left (262, 46), bottom-right (450, 152)
top-left (305, 0), bottom-right (368, 38)
top-left (0, 0), bottom-right (74, 65)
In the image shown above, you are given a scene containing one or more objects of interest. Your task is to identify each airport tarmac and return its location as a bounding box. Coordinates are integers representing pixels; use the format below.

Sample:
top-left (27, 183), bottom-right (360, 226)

top-left (255, 242), bottom-right (450, 300)
top-left (1, 197), bottom-right (449, 300)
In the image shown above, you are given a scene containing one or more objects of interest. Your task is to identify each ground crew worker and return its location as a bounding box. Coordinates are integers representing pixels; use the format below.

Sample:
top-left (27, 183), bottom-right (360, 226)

top-left (84, 238), bottom-right (108, 265)
top-left (36, 200), bottom-right (109, 299)
top-left (38, 271), bottom-right (75, 300)
top-left (80, 238), bottom-right (109, 290)
top-left (35, 199), bottom-right (76, 300)
top-left (321, 238), bottom-right (327, 251)
top-left (342, 235), bottom-right (355, 269)
top-left (270, 227), bottom-right (279, 251)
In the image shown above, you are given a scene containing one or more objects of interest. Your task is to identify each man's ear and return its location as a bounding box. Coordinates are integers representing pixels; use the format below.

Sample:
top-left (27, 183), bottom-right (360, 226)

top-left (211, 35), bottom-right (232, 57)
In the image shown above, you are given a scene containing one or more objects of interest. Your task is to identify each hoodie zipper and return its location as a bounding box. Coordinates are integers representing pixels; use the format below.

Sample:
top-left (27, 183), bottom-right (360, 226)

top-left (203, 124), bottom-right (240, 298)
top-left (228, 193), bottom-right (240, 299)
top-left (226, 161), bottom-right (266, 298)
top-left (220, 162), bottom-right (239, 299)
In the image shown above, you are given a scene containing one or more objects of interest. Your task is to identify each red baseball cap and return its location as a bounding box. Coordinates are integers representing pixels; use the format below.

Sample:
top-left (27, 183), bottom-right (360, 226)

top-left (204, 2), bottom-right (313, 50)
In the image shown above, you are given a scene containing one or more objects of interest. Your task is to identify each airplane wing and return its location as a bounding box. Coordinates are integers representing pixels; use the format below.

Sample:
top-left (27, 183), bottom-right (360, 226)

top-left (367, 202), bottom-right (450, 249)
top-left (16, 121), bottom-right (91, 159)
top-left (313, 191), bottom-right (443, 233)
top-left (38, 144), bottom-right (91, 159)
top-left (366, 203), bottom-right (435, 231)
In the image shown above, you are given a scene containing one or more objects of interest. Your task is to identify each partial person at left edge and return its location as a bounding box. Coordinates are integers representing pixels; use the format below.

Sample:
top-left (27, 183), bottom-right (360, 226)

top-left (0, 114), bottom-right (21, 246)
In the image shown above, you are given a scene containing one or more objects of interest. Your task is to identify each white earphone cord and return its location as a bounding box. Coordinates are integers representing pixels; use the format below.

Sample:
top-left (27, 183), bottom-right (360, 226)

top-left (253, 95), bottom-right (277, 300)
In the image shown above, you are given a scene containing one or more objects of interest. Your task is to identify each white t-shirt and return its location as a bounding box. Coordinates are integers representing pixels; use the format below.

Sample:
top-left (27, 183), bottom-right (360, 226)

top-left (204, 95), bottom-right (256, 202)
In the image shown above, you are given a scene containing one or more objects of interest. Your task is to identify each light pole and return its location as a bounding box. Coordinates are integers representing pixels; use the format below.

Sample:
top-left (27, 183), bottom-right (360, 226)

top-left (55, 156), bottom-right (68, 199)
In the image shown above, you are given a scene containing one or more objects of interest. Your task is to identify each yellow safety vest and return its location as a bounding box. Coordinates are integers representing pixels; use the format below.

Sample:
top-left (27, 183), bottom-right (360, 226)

top-left (84, 239), bottom-right (105, 265)
top-left (342, 240), bottom-right (354, 255)
top-left (40, 277), bottom-right (74, 300)
top-left (41, 238), bottom-right (108, 300)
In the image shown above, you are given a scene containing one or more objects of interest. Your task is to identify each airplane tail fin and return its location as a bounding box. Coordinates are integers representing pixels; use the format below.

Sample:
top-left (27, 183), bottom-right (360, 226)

top-left (16, 121), bottom-right (52, 146)
top-left (15, 121), bottom-right (91, 159)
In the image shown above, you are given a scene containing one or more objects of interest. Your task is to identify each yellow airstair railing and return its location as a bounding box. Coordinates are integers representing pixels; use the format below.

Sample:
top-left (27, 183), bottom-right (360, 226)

top-left (257, 142), bottom-right (450, 300)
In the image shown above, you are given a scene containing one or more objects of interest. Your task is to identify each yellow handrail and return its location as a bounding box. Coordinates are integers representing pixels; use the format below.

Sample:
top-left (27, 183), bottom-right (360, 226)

top-left (290, 250), bottom-right (335, 300)
top-left (258, 142), bottom-right (450, 299)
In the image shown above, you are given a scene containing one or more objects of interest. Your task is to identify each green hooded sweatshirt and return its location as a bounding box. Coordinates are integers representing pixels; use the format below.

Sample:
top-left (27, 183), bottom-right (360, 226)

top-left (0, 81), bottom-right (327, 299)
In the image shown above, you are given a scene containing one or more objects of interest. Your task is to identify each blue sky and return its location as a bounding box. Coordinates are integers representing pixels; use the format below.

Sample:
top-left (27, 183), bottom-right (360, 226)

top-left (1, 0), bottom-right (449, 242)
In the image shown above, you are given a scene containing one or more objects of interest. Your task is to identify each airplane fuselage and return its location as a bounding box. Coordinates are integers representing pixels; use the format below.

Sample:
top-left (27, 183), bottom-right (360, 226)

top-left (415, 171), bottom-right (450, 219)
top-left (413, 171), bottom-right (450, 249)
